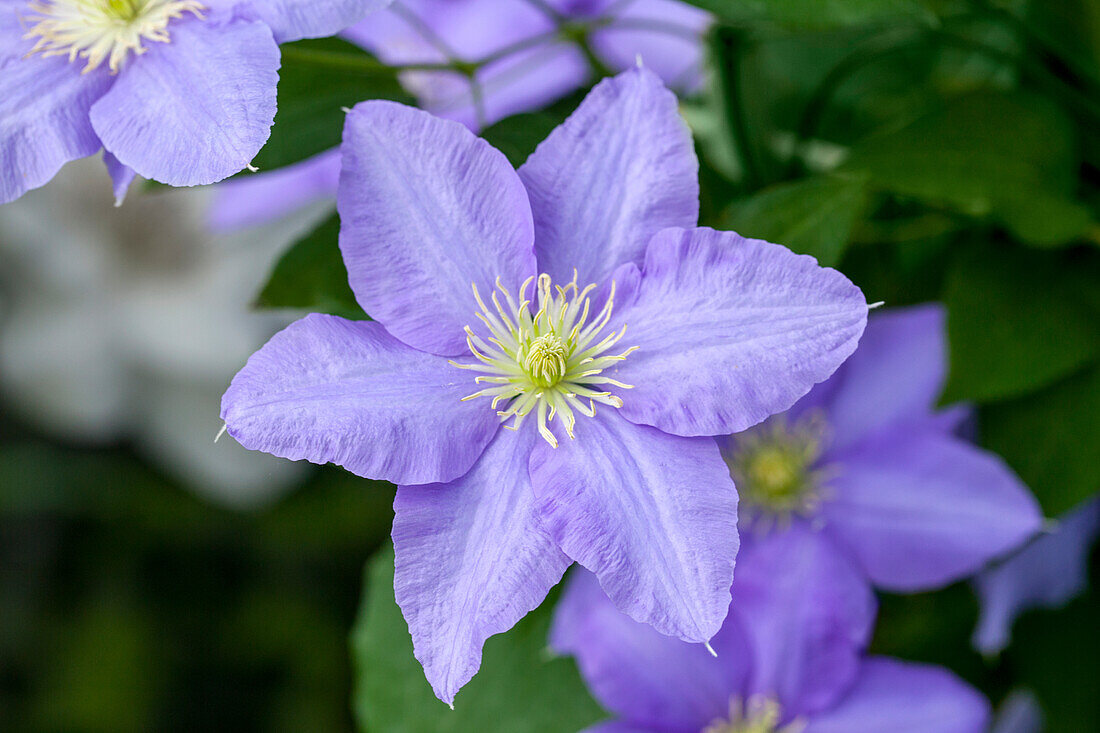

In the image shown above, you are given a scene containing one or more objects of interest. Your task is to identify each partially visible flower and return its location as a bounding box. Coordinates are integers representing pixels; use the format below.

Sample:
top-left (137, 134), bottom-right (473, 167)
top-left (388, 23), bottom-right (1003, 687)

top-left (0, 0), bottom-right (391, 205)
top-left (552, 527), bottom-right (991, 733)
top-left (221, 69), bottom-right (869, 703)
top-left (347, 0), bottom-right (710, 129)
top-left (717, 304), bottom-right (1042, 596)
top-left (0, 156), bottom-right (327, 507)
top-left (209, 0), bottom-right (710, 230)
top-left (972, 497), bottom-right (1100, 655)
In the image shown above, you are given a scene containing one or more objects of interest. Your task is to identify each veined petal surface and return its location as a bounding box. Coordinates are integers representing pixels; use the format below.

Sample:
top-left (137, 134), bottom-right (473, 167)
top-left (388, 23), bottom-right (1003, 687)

top-left (613, 227), bottom-right (868, 437)
top-left (338, 101), bottom-right (536, 356)
top-left (393, 428), bottom-right (570, 705)
top-left (90, 15), bottom-right (279, 186)
top-left (518, 67), bottom-right (698, 287)
top-left (529, 411), bottom-right (738, 643)
top-left (221, 314), bottom-right (498, 485)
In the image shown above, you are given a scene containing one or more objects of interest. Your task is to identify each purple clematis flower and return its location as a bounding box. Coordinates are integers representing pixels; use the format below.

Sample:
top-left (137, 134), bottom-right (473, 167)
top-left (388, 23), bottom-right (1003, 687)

top-left (209, 0), bottom-right (709, 230)
top-left (972, 496), bottom-right (1100, 655)
top-left (552, 529), bottom-right (992, 733)
top-left (220, 68), bottom-right (869, 704)
top-left (717, 303), bottom-right (1042, 597)
top-left (0, 0), bottom-right (391, 204)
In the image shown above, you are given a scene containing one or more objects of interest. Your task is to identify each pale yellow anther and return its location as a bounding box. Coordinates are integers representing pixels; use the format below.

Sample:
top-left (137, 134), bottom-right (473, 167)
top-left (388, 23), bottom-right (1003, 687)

top-left (454, 273), bottom-right (636, 447)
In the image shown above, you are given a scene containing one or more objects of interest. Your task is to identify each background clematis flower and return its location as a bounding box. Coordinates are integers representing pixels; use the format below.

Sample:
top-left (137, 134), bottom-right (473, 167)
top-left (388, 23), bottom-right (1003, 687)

top-left (972, 496), bottom-right (1100, 656)
top-left (0, 0), bottom-right (392, 205)
top-left (717, 303), bottom-right (1043, 596)
top-left (551, 531), bottom-right (992, 733)
top-left (208, 0), bottom-right (709, 230)
top-left (0, 157), bottom-right (325, 507)
top-left (221, 68), bottom-right (869, 704)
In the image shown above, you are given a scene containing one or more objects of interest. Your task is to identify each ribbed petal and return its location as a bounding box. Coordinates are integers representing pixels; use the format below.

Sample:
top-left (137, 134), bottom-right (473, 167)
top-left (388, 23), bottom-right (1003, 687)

top-left (90, 15), bottom-right (278, 186)
top-left (731, 525), bottom-right (876, 717)
top-left (518, 67), bottom-right (698, 287)
top-left (338, 101), bottom-right (536, 355)
top-left (823, 429), bottom-right (1043, 592)
top-left (0, 53), bottom-right (111, 204)
top-left (804, 658), bottom-right (991, 733)
top-left (221, 314), bottom-right (498, 485)
top-left (529, 411), bottom-right (738, 643)
top-left (612, 227), bottom-right (868, 437)
top-left (393, 428), bottom-right (570, 705)
top-left (591, 0), bottom-right (710, 93)
top-left (552, 569), bottom-right (749, 731)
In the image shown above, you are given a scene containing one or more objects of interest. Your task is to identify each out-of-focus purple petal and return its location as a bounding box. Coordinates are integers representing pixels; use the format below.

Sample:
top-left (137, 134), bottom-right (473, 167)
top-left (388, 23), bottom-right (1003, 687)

top-left (103, 152), bottom-right (136, 206)
top-left (973, 497), bottom-right (1100, 655)
top-left (338, 101), bottom-right (536, 356)
top-left (221, 314), bottom-right (499, 485)
top-left (731, 524), bottom-right (876, 717)
top-left (823, 429), bottom-right (1043, 592)
top-left (612, 227), bottom-right (868, 437)
top-left (243, 0), bottom-right (392, 43)
top-left (528, 411), bottom-right (738, 643)
top-left (990, 690), bottom-right (1044, 733)
top-left (89, 15), bottom-right (278, 187)
top-left (552, 569), bottom-right (748, 731)
top-left (592, 0), bottom-right (711, 93)
top-left (345, 0), bottom-right (587, 131)
top-left (0, 54), bottom-right (112, 204)
top-left (393, 428), bottom-right (570, 705)
top-left (815, 304), bottom-right (949, 452)
top-left (804, 657), bottom-right (991, 733)
top-left (518, 68), bottom-right (698, 286)
top-left (208, 149), bottom-right (340, 231)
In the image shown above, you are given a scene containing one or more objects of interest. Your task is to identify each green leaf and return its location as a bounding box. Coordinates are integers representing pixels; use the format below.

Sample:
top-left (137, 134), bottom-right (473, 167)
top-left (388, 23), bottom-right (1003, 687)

top-left (943, 244), bottom-right (1100, 404)
top-left (981, 364), bottom-right (1100, 516)
top-left (351, 548), bottom-right (605, 732)
top-left (253, 39), bottom-right (412, 171)
top-left (256, 213), bottom-right (367, 320)
top-left (721, 174), bottom-right (868, 266)
top-left (683, 0), bottom-right (935, 29)
top-left (843, 91), bottom-right (1093, 247)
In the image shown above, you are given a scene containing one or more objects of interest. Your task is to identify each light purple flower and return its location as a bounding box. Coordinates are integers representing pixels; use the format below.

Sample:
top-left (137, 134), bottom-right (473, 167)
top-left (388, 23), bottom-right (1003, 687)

top-left (972, 497), bottom-right (1100, 655)
top-left (220, 68), bottom-right (868, 704)
top-left (552, 529), bottom-right (991, 733)
top-left (209, 0), bottom-right (709, 230)
top-left (0, 0), bottom-right (391, 204)
top-left (718, 303), bottom-right (1043, 597)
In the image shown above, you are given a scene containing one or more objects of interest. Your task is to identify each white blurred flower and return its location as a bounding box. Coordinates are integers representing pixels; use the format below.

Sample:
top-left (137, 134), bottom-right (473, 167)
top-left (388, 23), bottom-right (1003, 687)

top-left (0, 157), bottom-right (330, 508)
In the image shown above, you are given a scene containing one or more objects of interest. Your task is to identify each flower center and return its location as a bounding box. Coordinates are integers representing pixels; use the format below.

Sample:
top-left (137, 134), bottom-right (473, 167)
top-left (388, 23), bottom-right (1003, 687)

top-left (721, 413), bottom-right (831, 531)
top-left (23, 0), bottom-right (205, 73)
top-left (453, 272), bottom-right (636, 448)
top-left (703, 698), bottom-right (804, 733)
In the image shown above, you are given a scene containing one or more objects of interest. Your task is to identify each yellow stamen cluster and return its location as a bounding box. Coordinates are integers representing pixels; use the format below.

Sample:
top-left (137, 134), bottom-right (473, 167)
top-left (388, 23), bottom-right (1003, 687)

top-left (721, 414), bottom-right (832, 531)
top-left (704, 697), bottom-right (806, 733)
top-left (452, 272), bottom-right (637, 448)
top-left (23, 0), bottom-right (205, 74)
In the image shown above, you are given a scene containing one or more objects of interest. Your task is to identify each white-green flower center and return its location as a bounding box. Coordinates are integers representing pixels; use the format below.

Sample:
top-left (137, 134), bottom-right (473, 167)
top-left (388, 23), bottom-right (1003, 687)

top-left (703, 698), bottom-right (805, 733)
top-left (23, 0), bottom-right (204, 73)
top-left (721, 414), bottom-right (831, 530)
top-left (453, 272), bottom-right (636, 448)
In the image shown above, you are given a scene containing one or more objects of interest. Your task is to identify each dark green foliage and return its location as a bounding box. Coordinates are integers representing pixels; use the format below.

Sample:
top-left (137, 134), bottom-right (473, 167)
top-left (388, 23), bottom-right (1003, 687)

top-left (351, 552), bottom-right (604, 732)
